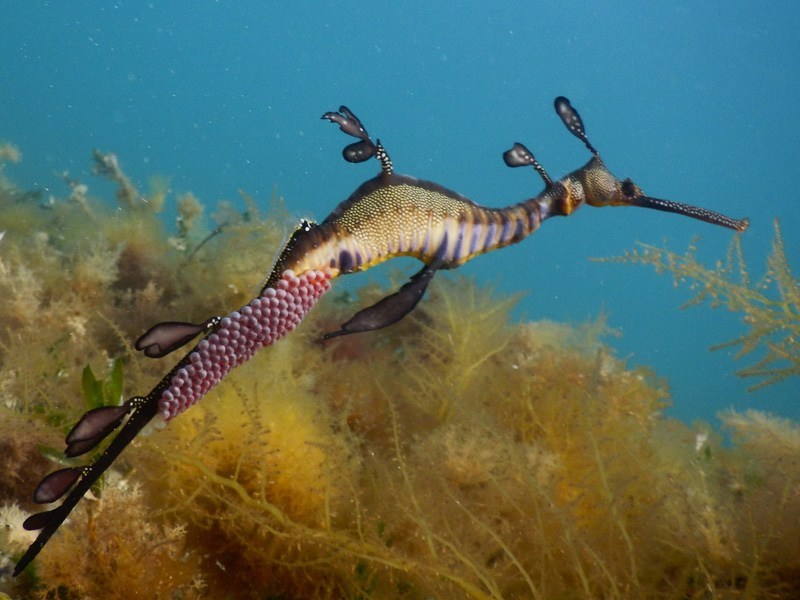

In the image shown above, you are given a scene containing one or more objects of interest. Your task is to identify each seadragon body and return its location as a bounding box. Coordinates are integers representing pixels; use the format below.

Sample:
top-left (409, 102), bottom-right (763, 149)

top-left (14, 97), bottom-right (748, 575)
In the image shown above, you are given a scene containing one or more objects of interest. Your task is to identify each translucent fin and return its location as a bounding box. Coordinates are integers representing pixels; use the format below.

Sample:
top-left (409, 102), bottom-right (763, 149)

top-left (323, 264), bottom-right (437, 339)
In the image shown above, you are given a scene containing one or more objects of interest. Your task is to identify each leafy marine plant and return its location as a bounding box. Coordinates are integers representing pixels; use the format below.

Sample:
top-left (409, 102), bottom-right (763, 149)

top-left (12, 97), bottom-right (758, 588)
top-left (1, 118), bottom-right (799, 598)
top-left (0, 147), bottom-right (293, 598)
top-left (604, 221), bottom-right (799, 391)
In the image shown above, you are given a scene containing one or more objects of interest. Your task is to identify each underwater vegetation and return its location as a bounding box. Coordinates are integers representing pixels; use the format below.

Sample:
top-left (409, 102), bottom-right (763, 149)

top-left (0, 145), bottom-right (799, 599)
top-left (606, 224), bottom-right (800, 391)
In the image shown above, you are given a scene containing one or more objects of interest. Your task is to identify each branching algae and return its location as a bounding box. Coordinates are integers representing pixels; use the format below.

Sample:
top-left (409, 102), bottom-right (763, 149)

top-left (605, 222), bottom-right (799, 391)
top-left (13, 97), bottom-right (747, 576)
top-left (3, 99), bottom-right (797, 598)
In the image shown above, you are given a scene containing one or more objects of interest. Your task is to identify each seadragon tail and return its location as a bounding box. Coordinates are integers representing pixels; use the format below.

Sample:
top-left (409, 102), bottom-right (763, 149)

top-left (14, 268), bottom-right (333, 576)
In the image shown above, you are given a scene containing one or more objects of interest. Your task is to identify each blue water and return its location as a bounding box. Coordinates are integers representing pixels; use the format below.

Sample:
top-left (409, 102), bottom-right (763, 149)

top-left (2, 1), bottom-right (798, 425)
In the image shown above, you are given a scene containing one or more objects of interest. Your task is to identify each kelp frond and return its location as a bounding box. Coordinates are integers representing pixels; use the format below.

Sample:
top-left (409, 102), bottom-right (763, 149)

top-left (604, 221), bottom-right (799, 391)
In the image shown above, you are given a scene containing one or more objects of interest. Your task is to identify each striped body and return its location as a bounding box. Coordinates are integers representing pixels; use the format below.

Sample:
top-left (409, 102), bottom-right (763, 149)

top-left (270, 172), bottom-right (585, 285)
top-left (16, 98), bottom-right (749, 577)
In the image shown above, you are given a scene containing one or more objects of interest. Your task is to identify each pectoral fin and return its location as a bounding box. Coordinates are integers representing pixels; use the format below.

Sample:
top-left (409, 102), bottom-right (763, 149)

top-left (323, 265), bottom-right (437, 339)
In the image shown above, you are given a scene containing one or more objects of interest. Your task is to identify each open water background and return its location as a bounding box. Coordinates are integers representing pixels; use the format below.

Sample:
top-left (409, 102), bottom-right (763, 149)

top-left (1, 1), bottom-right (798, 425)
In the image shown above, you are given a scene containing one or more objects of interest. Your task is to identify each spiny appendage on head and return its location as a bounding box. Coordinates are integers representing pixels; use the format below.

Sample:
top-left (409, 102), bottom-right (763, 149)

top-left (158, 268), bottom-right (333, 420)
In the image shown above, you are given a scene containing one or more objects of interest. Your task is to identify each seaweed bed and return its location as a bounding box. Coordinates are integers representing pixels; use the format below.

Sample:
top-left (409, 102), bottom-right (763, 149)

top-left (0, 143), bottom-right (798, 599)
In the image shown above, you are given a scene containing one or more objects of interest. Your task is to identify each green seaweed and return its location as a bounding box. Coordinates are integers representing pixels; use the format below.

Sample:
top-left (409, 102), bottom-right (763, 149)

top-left (81, 359), bottom-right (124, 411)
top-left (602, 222), bottom-right (800, 391)
top-left (1, 147), bottom-right (799, 598)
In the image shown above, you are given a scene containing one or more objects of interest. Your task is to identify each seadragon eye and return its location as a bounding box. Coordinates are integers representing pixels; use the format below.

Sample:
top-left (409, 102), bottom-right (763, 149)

top-left (621, 179), bottom-right (637, 197)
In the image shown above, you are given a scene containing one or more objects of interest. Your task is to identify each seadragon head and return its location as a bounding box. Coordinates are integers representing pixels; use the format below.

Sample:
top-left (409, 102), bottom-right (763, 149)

top-left (554, 96), bottom-right (749, 232)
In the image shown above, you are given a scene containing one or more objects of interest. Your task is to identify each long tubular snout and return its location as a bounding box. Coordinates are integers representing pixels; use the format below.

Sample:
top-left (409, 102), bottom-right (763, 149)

top-left (631, 195), bottom-right (749, 232)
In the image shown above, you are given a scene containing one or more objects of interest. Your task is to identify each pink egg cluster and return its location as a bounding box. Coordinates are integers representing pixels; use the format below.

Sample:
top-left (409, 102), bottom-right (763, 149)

top-left (158, 269), bottom-right (332, 420)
